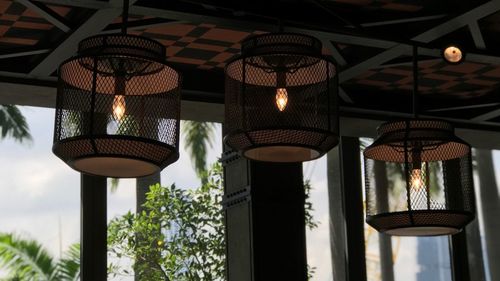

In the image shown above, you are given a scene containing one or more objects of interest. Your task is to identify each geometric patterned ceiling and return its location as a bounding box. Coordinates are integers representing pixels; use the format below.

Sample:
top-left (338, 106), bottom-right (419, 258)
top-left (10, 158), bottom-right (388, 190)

top-left (3, 0), bottom-right (500, 129)
top-left (131, 23), bottom-right (265, 70)
top-left (345, 60), bottom-right (500, 98)
top-left (0, 1), bottom-right (67, 47)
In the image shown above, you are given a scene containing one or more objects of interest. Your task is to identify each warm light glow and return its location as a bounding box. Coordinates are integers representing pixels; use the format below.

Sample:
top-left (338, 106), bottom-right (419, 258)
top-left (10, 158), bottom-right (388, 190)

top-left (275, 88), bottom-right (288, 112)
top-left (113, 76), bottom-right (127, 121)
top-left (112, 95), bottom-right (126, 121)
top-left (443, 46), bottom-right (463, 63)
top-left (411, 168), bottom-right (423, 190)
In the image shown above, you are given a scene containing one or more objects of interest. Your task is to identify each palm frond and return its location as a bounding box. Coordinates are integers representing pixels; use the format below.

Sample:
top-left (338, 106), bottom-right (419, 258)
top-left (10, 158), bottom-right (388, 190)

top-left (55, 243), bottom-right (80, 281)
top-left (0, 233), bottom-right (55, 281)
top-left (0, 105), bottom-right (32, 143)
top-left (181, 121), bottom-right (215, 177)
top-left (109, 178), bottom-right (120, 193)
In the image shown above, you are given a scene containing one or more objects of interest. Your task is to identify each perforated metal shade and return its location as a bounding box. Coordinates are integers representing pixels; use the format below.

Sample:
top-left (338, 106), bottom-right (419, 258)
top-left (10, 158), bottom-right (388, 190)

top-left (53, 34), bottom-right (181, 178)
top-left (363, 119), bottom-right (475, 236)
top-left (224, 33), bottom-right (339, 162)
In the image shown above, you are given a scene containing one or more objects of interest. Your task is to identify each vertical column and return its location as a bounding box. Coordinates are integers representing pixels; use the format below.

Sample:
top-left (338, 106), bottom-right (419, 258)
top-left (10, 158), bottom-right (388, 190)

top-left (327, 146), bottom-right (346, 281)
top-left (449, 232), bottom-right (471, 281)
top-left (475, 149), bottom-right (500, 281)
top-left (223, 149), bottom-right (307, 281)
top-left (374, 162), bottom-right (395, 281)
top-left (81, 174), bottom-right (107, 281)
top-left (328, 137), bottom-right (367, 281)
top-left (465, 216), bottom-right (486, 281)
top-left (445, 158), bottom-right (471, 281)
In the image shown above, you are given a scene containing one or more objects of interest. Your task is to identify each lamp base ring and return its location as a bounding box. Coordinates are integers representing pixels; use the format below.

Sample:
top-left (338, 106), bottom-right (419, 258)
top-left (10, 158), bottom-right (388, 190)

top-left (72, 156), bottom-right (159, 178)
top-left (244, 145), bottom-right (321, 162)
top-left (53, 136), bottom-right (178, 178)
top-left (224, 128), bottom-right (339, 162)
top-left (367, 210), bottom-right (474, 236)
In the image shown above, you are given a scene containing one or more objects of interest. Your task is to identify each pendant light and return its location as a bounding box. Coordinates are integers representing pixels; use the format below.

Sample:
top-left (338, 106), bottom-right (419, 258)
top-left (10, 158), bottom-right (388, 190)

top-left (224, 32), bottom-right (339, 162)
top-left (52, 0), bottom-right (181, 178)
top-left (363, 46), bottom-right (475, 236)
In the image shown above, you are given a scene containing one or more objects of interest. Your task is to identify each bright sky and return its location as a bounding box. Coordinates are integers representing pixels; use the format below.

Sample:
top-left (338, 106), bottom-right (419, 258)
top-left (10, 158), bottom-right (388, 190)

top-left (0, 106), bottom-right (334, 280)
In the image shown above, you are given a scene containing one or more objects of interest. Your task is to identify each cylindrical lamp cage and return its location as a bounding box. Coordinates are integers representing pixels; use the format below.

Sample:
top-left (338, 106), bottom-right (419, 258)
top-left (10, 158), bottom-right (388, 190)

top-left (53, 34), bottom-right (181, 178)
top-left (224, 33), bottom-right (339, 162)
top-left (363, 119), bottom-right (475, 236)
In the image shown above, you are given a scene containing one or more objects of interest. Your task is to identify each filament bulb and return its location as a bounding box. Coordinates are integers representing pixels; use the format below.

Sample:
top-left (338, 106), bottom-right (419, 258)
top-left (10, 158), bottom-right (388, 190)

top-left (112, 95), bottom-right (126, 121)
top-left (113, 75), bottom-right (127, 121)
top-left (275, 88), bottom-right (288, 112)
top-left (411, 168), bottom-right (423, 190)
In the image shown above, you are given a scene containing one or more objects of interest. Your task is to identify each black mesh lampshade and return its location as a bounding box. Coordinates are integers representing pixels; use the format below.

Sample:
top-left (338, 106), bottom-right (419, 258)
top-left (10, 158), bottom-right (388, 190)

top-left (53, 34), bottom-right (181, 178)
top-left (363, 119), bottom-right (475, 236)
top-left (224, 33), bottom-right (339, 162)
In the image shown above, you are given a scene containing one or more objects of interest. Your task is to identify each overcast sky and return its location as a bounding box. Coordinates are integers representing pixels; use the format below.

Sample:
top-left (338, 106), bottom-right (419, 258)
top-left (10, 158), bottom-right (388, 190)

top-left (0, 106), bottom-right (467, 281)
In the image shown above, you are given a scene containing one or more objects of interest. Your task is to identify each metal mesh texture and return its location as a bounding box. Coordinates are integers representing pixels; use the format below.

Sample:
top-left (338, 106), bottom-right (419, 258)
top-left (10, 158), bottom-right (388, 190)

top-left (79, 34), bottom-right (165, 61)
top-left (224, 33), bottom-right (339, 162)
top-left (363, 119), bottom-right (475, 235)
top-left (77, 34), bottom-right (166, 78)
top-left (53, 34), bottom-right (181, 177)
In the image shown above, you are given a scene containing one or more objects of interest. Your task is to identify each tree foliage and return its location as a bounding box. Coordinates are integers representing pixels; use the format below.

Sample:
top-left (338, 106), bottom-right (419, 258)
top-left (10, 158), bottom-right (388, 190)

top-left (0, 233), bottom-right (79, 281)
top-left (108, 163), bottom-right (225, 281)
top-left (304, 179), bottom-right (319, 230)
top-left (0, 105), bottom-right (31, 143)
top-left (181, 121), bottom-right (215, 179)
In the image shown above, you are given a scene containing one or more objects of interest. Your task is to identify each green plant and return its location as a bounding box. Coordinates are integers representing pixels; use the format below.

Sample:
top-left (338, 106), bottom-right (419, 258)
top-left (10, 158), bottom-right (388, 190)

top-left (182, 120), bottom-right (216, 179)
top-left (0, 105), bottom-right (31, 143)
top-left (108, 163), bottom-right (225, 281)
top-left (0, 233), bottom-right (79, 281)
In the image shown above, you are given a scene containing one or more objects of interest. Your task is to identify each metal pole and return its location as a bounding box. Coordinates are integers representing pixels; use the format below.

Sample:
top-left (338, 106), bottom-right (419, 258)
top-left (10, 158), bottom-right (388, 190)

top-left (413, 45), bottom-right (419, 118)
top-left (122, 0), bottom-right (129, 34)
top-left (81, 174), bottom-right (107, 281)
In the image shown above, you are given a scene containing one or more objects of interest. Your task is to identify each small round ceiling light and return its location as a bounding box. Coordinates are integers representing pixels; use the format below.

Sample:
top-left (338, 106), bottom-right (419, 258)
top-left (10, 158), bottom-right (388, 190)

top-left (443, 45), bottom-right (465, 64)
top-left (224, 33), bottom-right (339, 162)
top-left (52, 1), bottom-right (181, 178)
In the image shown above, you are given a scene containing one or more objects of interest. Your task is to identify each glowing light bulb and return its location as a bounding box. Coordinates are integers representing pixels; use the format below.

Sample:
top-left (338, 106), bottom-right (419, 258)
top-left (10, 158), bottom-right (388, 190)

top-left (411, 168), bottom-right (423, 190)
top-left (275, 88), bottom-right (288, 112)
top-left (443, 46), bottom-right (463, 64)
top-left (112, 76), bottom-right (126, 121)
top-left (112, 95), bottom-right (126, 121)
